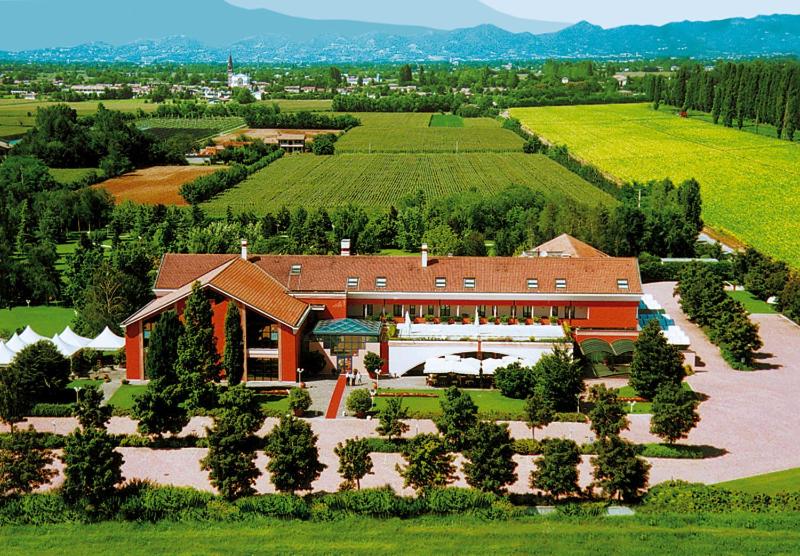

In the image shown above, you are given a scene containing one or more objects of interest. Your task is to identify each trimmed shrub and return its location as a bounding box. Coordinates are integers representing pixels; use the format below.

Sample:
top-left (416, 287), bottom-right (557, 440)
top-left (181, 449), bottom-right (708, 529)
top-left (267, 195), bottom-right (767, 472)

top-left (118, 484), bottom-right (216, 522)
top-left (512, 438), bottom-right (542, 455)
top-left (318, 487), bottom-right (419, 518)
top-left (29, 403), bottom-right (75, 417)
top-left (493, 362), bottom-right (535, 399)
top-left (0, 493), bottom-right (82, 525)
top-left (640, 481), bottom-right (800, 514)
top-left (345, 389), bottom-right (372, 416)
top-left (423, 487), bottom-right (498, 514)
top-left (235, 493), bottom-right (311, 520)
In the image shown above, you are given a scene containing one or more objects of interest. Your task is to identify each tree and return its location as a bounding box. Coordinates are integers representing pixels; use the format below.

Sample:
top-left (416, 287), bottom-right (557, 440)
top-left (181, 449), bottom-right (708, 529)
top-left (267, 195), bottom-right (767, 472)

top-left (334, 437), bottom-right (374, 490)
top-left (363, 351), bottom-right (384, 378)
top-left (399, 64), bottom-right (414, 84)
top-left (591, 436), bottom-right (650, 501)
top-left (311, 133), bottom-right (337, 155)
top-left (650, 383), bottom-right (701, 444)
top-left (396, 433), bottom-right (456, 493)
top-left (74, 261), bottom-right (129, 336)
top-left (232, 87), bottom-right (256, 104)
top-left (422, 224), bottom-right (460, 256)
top-left (530, 438), bottom-right (581, 499)
top-left (0, 426), bottom-right (56, 496)
top-left (345, 389), bottom-right (372, 417)
top-left (287, 387), bottom-right (312, 416)
top-left (462, 421), bottom-right (517, 494)
top-left (176, 282), bottom-right (220, 410)
top-left (5, 341), bottom-right (69, 404)
top-left (629, 320), bottom-right (685, 399)
top-left (143, 310), bottom-right (182, 382)
top-left (223, 302), bottom-right (244, 386)
top-left (435, 387), bottom-right (478, 450)
top-left (201, 385), bottom-right (263, 500)
top-left (0, 362), bottom-right (28, 427)
top-left (22, 241), bottom-right (61, 304)
top-left (265, 415), bottom-right (326, 493)
top-left (75, 386), bottom-right (111, 430)
top-left (524, 391), bottom-right (554, 439)
top-left (587, 384), bottom-right (629, 441)
top-left (535, 345), bottom-right (584, 411)
top-left (493, 362), bottom-right (536, 399)
top-left (376, 397), bottom-right (410, 440)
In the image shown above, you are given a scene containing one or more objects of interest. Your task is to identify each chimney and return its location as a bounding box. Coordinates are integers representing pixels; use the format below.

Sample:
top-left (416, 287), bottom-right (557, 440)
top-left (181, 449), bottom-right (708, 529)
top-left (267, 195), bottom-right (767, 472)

top-left (421, 243), bottom-right (428, 268)
top-left (340, 238), bottom-right (351, 257)
top-left (240, 239), bottom-right (248, 260)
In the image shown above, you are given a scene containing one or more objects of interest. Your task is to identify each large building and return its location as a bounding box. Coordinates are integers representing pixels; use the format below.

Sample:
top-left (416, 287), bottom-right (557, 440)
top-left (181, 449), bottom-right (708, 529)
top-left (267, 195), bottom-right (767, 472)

top-left (227, 54), bottom-right (251, 89)
top-left (122, 235), bottom-right (644, 383)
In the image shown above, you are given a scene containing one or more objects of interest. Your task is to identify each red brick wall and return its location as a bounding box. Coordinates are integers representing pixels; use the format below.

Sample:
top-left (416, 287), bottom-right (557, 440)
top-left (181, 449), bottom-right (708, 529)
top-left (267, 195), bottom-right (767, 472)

top-left (279, 324), bottom-right (300, 381)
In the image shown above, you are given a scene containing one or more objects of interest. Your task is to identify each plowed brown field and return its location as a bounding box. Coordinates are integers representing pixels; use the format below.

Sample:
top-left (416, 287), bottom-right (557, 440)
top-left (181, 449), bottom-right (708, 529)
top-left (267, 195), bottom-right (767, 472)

top-left (95, 165), bottom-right (223, 205)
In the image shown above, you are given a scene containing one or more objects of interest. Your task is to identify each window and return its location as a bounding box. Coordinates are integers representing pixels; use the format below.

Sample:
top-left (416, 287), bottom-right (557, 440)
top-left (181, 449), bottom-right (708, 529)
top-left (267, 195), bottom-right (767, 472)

top-left (393, 304), bottom-right (403, 318)
top-left (290, 264), bottom-right (302, 275)
top-left (347, 277), bottom-right (359, 288)
top-left (464, 277), bottom-right (476, 289)
top-left (435, 277), bottom-right (447, 288)
top-left (555, 278), bottom-right (567, 289)
top-left (522, 306), bottom-right (532, 319)
top-left (478, 305), bottom-right (487, 318)
top-left (247, 358), bottom-right (279, 381)
top-left (565, 306), bottom-right (576, 319)
top-left (440, 305), bottom-right (451, 318)
top-left (551, 306), bottom-right (560, 318)
top-left (364, 304), bottom-right (374, 317)
top-left (527, 278), bottom-right (538, 289)
top-left (375, 277), bottom-right (387, 288)
top-left (617, 278), bottom-right (629, 289)
top-left (248, 316), bottom-right (280, 349)
top-left (427, 305), bottom-right (435, 316)
top-left (574, 306), bottom-right (589, 319)
top-left (409, 305), bottom-right (417, 318)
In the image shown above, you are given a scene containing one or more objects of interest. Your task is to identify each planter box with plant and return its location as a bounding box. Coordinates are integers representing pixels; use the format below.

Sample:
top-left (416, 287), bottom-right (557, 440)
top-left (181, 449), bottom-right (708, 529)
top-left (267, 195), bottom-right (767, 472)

top-left (288, 387), bottom-right (312, 417)
top-left (346, 389), bottom-right (373, 418)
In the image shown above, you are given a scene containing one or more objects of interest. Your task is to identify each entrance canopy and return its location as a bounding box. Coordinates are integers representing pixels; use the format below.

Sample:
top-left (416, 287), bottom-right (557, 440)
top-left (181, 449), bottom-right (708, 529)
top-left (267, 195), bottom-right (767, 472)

top-left (313, 319), bottom-right (382, 339)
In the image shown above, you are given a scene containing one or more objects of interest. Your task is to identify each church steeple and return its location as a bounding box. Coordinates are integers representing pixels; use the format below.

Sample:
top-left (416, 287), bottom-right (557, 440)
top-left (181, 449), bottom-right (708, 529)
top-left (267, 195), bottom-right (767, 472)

top-left (227, 53), bottom-right (233, 75)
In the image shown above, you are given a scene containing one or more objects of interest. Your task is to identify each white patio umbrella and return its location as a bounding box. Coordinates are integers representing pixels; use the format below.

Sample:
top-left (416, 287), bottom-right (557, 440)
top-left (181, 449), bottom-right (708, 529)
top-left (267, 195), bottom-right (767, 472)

top-left (59, 326), bottom-right (91, 348)
top-left (404, 311), bottom-right (412, 334)
top-left (86, 326), bottom-right (125, 351)
top-left (50, 334), bottom-right (80, 358)
top-left (5, 333), bottom-right (28, 352)
top-left (19, 325), bottom-right (46, 345)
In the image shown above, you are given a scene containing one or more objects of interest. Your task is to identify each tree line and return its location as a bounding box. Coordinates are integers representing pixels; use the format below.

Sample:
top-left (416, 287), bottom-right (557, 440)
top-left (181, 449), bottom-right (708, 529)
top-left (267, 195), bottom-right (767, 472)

top-left (647, 61), bottom-right (800, 140)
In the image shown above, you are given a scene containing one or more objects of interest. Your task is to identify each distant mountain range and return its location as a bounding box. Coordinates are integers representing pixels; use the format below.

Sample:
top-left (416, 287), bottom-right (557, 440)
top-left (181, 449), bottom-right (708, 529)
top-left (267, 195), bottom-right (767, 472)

top-left (0, 0), bottom-right (797, 63)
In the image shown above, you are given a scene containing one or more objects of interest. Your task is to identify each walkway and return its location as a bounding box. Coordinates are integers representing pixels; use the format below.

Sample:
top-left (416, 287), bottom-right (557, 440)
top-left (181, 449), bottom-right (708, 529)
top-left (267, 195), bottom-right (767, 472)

top-left (324, 375), bottom-right (347, 419)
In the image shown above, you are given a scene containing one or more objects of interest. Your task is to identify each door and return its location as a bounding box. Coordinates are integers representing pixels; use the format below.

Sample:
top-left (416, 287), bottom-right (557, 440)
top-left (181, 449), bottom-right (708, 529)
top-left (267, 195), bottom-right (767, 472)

top-left (337, 356), bottom-right (353, 375)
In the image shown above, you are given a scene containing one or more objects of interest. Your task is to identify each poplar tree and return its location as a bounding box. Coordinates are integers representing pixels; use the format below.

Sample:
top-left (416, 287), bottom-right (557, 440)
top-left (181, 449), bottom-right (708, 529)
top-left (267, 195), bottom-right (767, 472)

top-left (629, 320), bottom-right (686, 399)
top-left (223, 302), bottom-right (244, 386)
top-left (176, 282), bottom-right (220, 410)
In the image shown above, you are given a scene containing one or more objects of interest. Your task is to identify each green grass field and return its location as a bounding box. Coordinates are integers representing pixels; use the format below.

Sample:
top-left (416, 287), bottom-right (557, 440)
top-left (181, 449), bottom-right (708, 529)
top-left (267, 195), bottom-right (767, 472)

top-left (373, 388), bottom-right (526, 419)
top-left (202, 152), bottom-right (616, 216)
top-left (511, 103), bottom-right (800, 268)
top-left (718, 468), bottom-right (800, 494)
top-left (336, 119), bottom-right (523, 153)
top-left (616, 382), bottom-right (694, 413)
top-left (429, 114), bottom-right (464, 127)
top-left (272, 99), bottom-right (332, 112)
top-left (0, 98), bottom-right (158, 139)
top-left (4, 514), bottom-right (800, 555)
top-left (727, 290), bottom-right (777, 314)
top-left (0, 306), bottom-right (75, 337)
top-left (48, 167), bottom-right (99, 184)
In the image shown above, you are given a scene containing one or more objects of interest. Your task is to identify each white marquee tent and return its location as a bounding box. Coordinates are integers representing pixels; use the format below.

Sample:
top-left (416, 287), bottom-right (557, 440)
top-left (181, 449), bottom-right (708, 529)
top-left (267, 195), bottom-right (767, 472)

top-left (86, 327), bottom-right (125, 351)
top-left (0, 341), bottom-right (16, 366)
top-left (0, 325), bottom-right (125, 366)
top-left (5, 333), bottom-right (28, 352)
top-left (50, 334), bottom-right (81, 358)
top-left (59, 326), bottom-right (91, 348)
top-left (19, 326), bottom-right (47, 345)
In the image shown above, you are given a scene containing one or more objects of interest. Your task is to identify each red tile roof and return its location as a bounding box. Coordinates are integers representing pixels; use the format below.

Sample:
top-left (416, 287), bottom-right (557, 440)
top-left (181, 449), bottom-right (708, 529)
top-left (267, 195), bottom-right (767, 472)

top-left (154, 253), bottom-right (641, 297)
top-left (531, 234), bottom-right (609, 258)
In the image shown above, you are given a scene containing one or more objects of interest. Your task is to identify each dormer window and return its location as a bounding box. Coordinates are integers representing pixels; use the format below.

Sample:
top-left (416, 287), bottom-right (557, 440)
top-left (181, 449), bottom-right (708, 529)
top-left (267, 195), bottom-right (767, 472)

top-left (435, 277), bottom-right (447, 288)
top-left (527, 278), bottom-right (538, 289)
top-left (464, 277), bottom-right (476, 289)
top-left (555, 278), bottom-right (567, 289)
top-left (375, 277), bottom-right (387, 288)
top-left (290, 264), bottom-right (302, 275)
top-left (617, 278), bottom-right (629, 289)
top-left (347, 277), bottom-right (359, 288)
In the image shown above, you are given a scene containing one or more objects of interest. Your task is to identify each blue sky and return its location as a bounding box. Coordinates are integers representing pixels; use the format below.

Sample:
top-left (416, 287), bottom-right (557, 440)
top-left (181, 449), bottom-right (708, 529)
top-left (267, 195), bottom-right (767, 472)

top-left (228, 0), bottom-right (800, 28)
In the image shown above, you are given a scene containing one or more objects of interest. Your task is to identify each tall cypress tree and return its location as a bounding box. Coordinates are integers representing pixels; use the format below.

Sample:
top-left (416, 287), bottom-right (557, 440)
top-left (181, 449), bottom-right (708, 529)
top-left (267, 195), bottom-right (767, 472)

top-left (176, 282), bottom-right (220, 410)
top-left (223, 302), bottom-right (245, 386)
top-left (629, 320), bottom-right (685, 399)
top-left (144, 310), bottom-right (182, 382)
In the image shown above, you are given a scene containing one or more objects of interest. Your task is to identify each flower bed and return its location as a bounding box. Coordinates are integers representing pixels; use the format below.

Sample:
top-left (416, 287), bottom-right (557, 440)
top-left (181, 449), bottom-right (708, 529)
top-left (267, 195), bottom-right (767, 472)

top-left (376, 392), bottom-right (439, 398)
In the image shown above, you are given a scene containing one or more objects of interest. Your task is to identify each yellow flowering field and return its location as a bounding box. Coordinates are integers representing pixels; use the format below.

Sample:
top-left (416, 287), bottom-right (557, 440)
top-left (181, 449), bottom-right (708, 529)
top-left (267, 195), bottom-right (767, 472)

top-left (511, 103), bottom-right (800, 267)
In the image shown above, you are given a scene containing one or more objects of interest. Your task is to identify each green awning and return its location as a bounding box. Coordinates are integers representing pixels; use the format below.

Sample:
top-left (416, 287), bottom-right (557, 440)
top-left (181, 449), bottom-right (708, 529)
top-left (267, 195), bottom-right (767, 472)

top-left (579, 338), bottom-right (636, 357)
top-left (313, 319), bottom-right (383, 338)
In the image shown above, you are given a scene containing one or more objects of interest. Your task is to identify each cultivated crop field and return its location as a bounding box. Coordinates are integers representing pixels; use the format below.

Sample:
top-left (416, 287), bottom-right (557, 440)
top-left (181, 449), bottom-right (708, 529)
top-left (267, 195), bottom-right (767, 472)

top-left (95, 165), bottom-right (223, 205)
top-left (137, 116), bottom-right (245, 141)
top-left (511, 103), bottom-right (800, 267)
top-left (48, 167), bottom-right (99, 184)
top-left (202, 152), bottom-right (616, 215)
top-left (271, 99), bottom-right (332, 112)
top-left (0, 98), bottom-right (158, 139)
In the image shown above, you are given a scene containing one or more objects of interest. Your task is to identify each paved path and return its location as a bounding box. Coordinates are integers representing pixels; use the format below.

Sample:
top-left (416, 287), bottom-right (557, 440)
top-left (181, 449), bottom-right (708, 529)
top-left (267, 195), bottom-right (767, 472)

top-left (12, 282), bottom-right (800, 494)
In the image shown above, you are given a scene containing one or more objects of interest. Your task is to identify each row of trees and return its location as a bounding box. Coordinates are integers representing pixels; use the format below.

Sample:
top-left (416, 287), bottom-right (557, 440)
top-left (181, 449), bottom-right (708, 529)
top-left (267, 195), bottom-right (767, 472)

top-left (647, 61), bottom-right (800, 140)
top-left (676, 262), bottom-right (763, 368)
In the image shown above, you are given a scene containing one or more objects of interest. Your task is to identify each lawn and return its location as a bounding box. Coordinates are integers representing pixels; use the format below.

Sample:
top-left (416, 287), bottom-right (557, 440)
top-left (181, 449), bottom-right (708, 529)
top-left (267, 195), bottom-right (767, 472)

top-left (48, 167), bottom-right (99, 184)
top-left (511, 103), bottom-right (800, 268)
top-left (616, 382), bottom-right (694, 414)
top-left (374, 388), bottom-right (526, 419)
top-left (429, 114), bottom-right (464, 127)
top-left (4, 514), bottom-right (800, 555)
top-left (727, 290), bottom-right (777, 314)
top-left (0, 306), bottom-right (75, 337)
top-left (107, 384), bottom-right (147, 410)
top-left (717, 468), bottom-right (800, 495)
top-left (202, 152), bottom-right (617, 216)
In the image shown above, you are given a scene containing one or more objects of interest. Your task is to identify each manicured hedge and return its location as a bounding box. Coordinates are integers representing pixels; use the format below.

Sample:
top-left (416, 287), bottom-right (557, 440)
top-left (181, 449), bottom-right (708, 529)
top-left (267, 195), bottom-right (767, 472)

top-left (641, 481), bottom-right (800, 514)
top-left (180, 149), bottom-right (284, 204)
